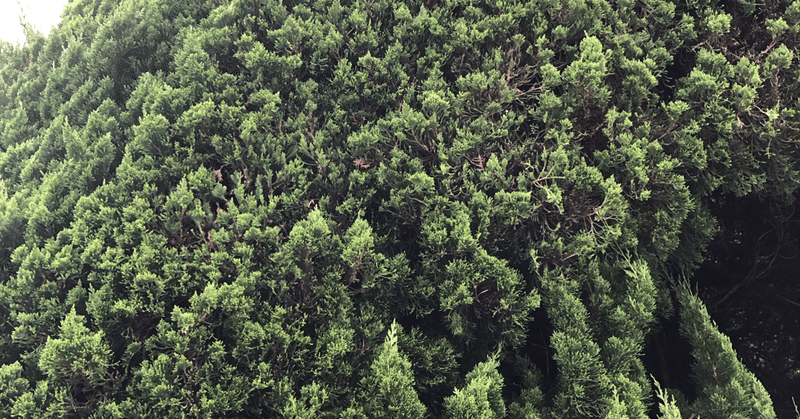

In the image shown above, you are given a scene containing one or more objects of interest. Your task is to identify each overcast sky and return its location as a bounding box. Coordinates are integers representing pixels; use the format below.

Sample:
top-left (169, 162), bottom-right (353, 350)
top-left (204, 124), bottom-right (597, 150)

top-left (1, 0), bottom-right (70, 46)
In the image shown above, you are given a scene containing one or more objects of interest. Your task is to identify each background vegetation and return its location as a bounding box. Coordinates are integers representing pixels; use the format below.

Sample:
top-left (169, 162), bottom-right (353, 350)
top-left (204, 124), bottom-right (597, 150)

top-left (0, 0), bottom-right (798, 417)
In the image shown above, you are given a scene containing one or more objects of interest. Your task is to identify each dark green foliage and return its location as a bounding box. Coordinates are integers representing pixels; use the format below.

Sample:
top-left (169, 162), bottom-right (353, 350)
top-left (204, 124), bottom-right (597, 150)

top-left (1, 0), bottom-right (798, 416)
top-left (674, 284), bottom-right (776, 418)
top-left (444, 353), bottom-right (506, 419)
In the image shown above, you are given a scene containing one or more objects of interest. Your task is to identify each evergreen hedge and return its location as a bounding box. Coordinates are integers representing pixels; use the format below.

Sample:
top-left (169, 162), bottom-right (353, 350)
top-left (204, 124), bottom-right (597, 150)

top-left (0, 0), bottom-right (798, 417)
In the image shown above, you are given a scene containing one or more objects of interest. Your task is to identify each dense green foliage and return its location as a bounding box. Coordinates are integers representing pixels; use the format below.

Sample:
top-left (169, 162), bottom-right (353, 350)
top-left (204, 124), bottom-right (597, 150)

top-left (0, 0), bottom-right (798, 416)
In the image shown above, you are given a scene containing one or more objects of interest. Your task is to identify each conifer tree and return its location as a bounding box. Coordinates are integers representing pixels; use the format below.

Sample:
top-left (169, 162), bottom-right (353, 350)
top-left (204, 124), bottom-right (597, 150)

top-left (444, 353), bottom-right (506, 419)
top-left (0, 0), bottom-right (796, 415)
top-left (361, 320), bottom-right (427, 419)
top-left (676, 284), bottom-right (777, 419)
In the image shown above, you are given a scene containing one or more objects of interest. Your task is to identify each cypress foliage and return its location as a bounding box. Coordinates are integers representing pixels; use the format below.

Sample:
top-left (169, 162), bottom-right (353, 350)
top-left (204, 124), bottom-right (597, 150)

top-left (675, 284), bottom-right (777, 419)
top-left (444, 353), bottom-right (506, 419)
top-left (0, 0), bottom-right (797, 416)
top-left (361, 320), bottom-right (427, 419)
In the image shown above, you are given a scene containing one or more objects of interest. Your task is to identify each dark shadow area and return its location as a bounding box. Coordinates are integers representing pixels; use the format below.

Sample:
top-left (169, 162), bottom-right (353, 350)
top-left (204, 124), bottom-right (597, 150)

top-left (657, 47), bottom-right (696, 103)
top-left (521, 305), bottom-right (559, 399)
top-left (696, 194), bottom-right (800, 418)
top-left (643, 295), bottom-right (696, 416)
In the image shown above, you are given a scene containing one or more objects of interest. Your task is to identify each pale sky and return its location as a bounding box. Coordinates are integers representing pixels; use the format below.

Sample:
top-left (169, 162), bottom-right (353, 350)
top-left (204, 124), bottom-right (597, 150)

top-left (1, 0), bottom-right (70, 46)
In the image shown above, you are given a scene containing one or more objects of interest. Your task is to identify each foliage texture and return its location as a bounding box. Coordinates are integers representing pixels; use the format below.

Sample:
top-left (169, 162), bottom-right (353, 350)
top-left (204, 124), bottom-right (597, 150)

top-left (0, 0), bottom-right (798, 416)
